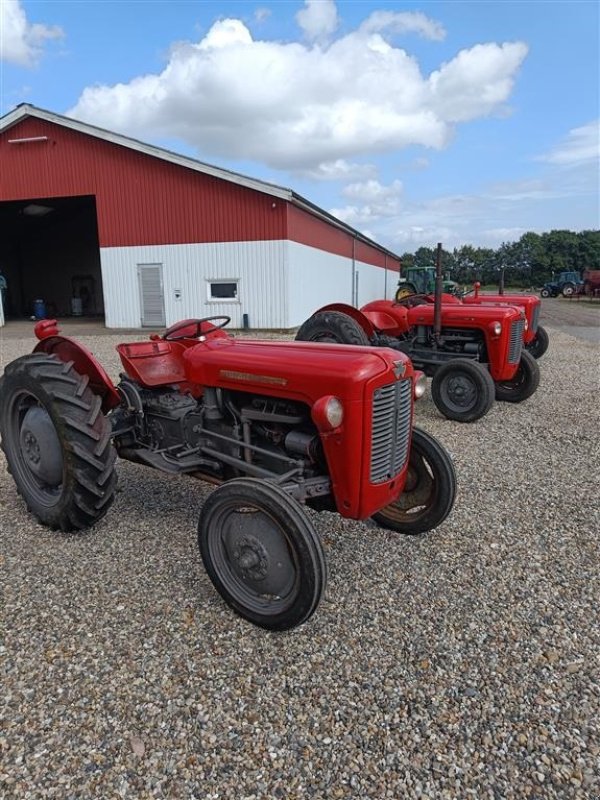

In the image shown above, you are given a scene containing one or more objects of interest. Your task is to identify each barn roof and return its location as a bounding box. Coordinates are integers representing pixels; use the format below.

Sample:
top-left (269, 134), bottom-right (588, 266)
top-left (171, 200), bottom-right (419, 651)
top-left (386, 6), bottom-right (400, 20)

top-left (0, 103), bottom-right (399, 259)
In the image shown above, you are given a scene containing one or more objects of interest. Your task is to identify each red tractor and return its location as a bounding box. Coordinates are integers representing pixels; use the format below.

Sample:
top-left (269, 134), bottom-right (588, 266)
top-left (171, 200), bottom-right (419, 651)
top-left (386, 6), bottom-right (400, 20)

top-left (0, 317), bottom-right (456, 631)
top-left (460, 283), bottom-right (549, 359)
top-left (296, 295), bottom-right (540, 424)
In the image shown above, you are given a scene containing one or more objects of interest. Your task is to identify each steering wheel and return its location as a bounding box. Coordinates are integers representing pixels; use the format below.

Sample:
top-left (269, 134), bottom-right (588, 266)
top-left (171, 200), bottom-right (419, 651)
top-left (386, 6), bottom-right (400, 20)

top-left (163, 316), bottom-right (231, 341)
top-left (394, 294), bottom-right (432, 308)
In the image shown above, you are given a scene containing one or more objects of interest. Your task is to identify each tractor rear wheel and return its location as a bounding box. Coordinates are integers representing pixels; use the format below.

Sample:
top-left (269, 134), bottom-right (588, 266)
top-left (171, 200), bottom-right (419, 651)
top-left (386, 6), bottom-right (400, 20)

top-left (198, 478), bottom-right (327, 630)
top-left (371, 428), bottom-right (456, 535)
top-left (494, 350), bottom-right (540, 403)
top-left (395, 283), bottom-right (418, 302)
top-left (562, 283), bottom-right (575, 297)
top-left (295, 310), bottom-right (369, 345)
top-left (525, 325), bottom-right (549, 359)
top-left (430, 359), bottom-right (495, 423)
top-left (0, 354), bottom-right (117, 531)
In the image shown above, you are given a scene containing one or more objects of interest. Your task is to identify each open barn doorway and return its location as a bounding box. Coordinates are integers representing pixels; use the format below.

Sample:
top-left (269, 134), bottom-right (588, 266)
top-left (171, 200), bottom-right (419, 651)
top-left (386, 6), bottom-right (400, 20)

top-left (0, 194), bottom-right (104, 322)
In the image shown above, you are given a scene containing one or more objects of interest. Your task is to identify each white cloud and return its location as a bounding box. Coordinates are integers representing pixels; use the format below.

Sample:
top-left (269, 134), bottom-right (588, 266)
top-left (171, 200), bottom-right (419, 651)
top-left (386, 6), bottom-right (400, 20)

top-left (342, 178), bottom-right (403, 201)
top-left (359, 10), bottom-right (446, 41)
top-left (296, 0), bottom-right (339, 42)
top-left (429, 42), bottom-right (528, 122)
top-left (538, 120), bottom-right (600, 166)
top-left (254, 7), bottom-right (271, 23)
top-left (331, 179), bottom-right (403, 224)
top-left (296, 159), bottom-right (377, 181)
top-left (0, 0), bottom-right (63, 67)
top-left (68, 8), bottom-right (528, 172)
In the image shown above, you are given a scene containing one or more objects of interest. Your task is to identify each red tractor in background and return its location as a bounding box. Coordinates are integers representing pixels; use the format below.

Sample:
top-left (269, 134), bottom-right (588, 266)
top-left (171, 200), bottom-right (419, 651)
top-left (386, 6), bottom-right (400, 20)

top-left (0, 317), bottom-right (456, 631)
top-left (296, 246), bottom-right (540, 424)
top-left (460, 283), bottom-right (549, 360)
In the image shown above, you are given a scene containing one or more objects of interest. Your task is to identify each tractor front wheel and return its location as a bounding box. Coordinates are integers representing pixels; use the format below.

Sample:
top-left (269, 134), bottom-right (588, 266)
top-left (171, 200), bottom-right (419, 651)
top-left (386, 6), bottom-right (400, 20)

top-left (540, 288), bottom-right (550, 298)
top-left (371, 428), bottom-right (456, 535)
top-left (198, 478), bottom-right (327, 630)
top-left (295, 310), bottom-right (369, 345)
top-left (525, 325), bottom-right (549, 359)
top-left (494, 351), bottom-right (540, 403)
top-left (430, 359), bottom-right (495, 423)
top-left (0, 354), bottom-right (117, 531)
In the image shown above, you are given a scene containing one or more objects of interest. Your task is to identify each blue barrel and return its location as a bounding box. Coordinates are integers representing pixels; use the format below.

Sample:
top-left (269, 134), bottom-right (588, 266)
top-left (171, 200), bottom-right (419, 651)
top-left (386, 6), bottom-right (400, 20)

top-left (33, 299), bottom-right (46, 320)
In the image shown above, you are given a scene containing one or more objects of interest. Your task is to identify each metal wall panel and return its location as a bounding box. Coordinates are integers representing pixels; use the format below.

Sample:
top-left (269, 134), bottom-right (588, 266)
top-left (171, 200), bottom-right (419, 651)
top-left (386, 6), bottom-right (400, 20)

top-left (0, 118), bottom-right (287, 248)
top-left (287, 205), bottom-right (401, 272)
top-left (101, 240), bottom-right (287, 329)
top-left (287, 241), bottom-right (396, 327)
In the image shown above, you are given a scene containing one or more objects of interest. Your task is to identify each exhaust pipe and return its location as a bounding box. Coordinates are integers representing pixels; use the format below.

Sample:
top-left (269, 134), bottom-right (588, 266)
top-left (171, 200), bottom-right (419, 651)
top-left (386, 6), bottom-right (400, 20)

top-left (434, 242), bottom-right (443, 341)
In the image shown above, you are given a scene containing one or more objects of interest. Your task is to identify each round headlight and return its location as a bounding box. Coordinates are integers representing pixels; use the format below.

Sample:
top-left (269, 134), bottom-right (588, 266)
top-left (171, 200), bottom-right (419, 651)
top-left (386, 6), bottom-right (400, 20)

top-left (324, 397), bottom-right (344, 428)
top-left (523, 318), bottom-right (528, 331)
top-left (312, 395), bottom-right (344, 430)
top-left (414, 372), bottom-right (427, 400)
top-left (491, 321), bottom-right (502, 336)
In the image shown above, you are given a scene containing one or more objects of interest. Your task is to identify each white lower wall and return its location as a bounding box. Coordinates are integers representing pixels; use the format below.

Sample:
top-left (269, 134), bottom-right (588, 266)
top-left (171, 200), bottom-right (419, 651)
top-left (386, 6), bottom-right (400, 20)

top-left (100, 239), bottom-right (398, 329)
top-left (287, 241), bottom-right (398, 328)
top-left (100, 240), bottom-right (288, 329)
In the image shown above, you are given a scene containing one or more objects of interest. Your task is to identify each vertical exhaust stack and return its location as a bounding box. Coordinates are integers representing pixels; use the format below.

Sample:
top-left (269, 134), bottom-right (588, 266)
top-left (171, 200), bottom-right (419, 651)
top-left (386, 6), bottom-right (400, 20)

top-left (499, 266), bottom-right (505, 296)
top-left (434, 242), bottom-right (443, 341)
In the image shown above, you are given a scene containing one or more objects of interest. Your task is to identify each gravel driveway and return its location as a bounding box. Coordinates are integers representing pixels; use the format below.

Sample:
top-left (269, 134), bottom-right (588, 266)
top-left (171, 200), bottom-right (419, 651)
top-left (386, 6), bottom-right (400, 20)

top-left (1, 326), bottom-right (599, 799)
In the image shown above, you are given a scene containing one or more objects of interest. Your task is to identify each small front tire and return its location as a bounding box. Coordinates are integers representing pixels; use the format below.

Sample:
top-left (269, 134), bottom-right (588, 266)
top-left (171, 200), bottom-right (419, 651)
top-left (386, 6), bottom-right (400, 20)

top-left (495, 350), bottom-right (540, 403)
top-left (371, 428), bottom-right (456, 535)
top-left (430, 359), bottom-right (495, 423)
top-left (198, 479), bottom-right (327, 630)
top-left (525, 325), bottom-right (549, 359)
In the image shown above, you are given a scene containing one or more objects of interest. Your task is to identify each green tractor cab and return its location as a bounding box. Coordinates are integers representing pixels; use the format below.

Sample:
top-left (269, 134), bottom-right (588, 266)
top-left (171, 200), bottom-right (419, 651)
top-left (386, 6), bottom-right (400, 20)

top-left (396, 266), bottom-right (459, 300)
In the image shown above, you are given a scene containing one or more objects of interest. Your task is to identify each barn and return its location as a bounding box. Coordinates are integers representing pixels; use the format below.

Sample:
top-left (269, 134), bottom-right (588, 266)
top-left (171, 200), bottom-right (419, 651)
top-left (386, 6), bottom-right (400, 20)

top-left (0, 104), bottom-right (400, 329)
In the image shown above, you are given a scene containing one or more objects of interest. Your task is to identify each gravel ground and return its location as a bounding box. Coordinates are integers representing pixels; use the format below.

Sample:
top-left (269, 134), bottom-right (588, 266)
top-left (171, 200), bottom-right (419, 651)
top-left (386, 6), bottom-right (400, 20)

top-left (1, 326), bottom-right (599, 799)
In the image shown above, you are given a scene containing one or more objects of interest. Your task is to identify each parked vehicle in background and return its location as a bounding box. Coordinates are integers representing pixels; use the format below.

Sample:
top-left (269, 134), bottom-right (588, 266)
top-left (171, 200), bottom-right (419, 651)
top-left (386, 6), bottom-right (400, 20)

top-left (396, 266), bottom-right (460, 300)
top-left (461, 283), bottom-right (549, 359)
top-left (540, 271), bottom-right (584, 298)
top-left (583, 269), bottom-right (600, 297)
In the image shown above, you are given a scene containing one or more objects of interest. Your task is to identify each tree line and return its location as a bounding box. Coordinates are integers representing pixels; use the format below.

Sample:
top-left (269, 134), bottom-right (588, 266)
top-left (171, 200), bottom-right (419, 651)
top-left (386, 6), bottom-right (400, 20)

top-left (400, 230), bottom-right (600, 288)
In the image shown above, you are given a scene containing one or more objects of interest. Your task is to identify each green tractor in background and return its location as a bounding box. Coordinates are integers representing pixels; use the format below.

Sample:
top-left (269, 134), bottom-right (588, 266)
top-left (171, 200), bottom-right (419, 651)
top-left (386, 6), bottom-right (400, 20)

top-left (395, 266), bottom-right (460, 301)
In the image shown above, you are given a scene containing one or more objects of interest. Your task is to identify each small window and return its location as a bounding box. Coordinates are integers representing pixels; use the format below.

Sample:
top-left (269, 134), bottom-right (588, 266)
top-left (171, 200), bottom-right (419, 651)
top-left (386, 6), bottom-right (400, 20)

top-left (208, 280), bottom-right (238, 301)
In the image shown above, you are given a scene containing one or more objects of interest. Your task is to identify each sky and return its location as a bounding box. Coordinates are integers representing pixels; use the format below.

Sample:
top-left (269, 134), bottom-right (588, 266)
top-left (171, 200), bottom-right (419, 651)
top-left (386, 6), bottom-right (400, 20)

top-left (1, 0), bottom-right (598, 254)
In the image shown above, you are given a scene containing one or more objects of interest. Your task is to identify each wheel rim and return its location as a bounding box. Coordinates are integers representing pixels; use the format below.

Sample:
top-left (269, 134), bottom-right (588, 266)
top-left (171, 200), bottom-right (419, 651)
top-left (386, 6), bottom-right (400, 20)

top-left (377, 447), bottom-right (435, 525)
top-left (205, 502), bottom-right (299, 616)
top-left (5, 390), bottom-right (64, 506)
top-left (312, 333), bottom-right (341, 343)
top-left (497, 363), bottom-right (526, 392)
top-left (439, 371), bottom-right (478, 413)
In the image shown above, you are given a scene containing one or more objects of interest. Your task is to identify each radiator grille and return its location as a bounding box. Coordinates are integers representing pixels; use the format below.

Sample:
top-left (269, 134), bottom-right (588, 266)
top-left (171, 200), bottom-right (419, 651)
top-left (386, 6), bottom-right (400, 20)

top-left (370, 380), bottom-right (412, 484)
top-left (508, 319), bottom-right (524, 364)
top-left (530, 303), bottom-right (540, 334)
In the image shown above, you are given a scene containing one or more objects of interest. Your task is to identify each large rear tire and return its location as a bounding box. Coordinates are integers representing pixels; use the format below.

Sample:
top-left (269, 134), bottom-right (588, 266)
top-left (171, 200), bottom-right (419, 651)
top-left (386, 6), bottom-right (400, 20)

top-left (562, 283), bottom-right (575, 297)
top-left (430, 359), bottom-right (495, 423)
top-left (494, 350), bottom-right (540, 403)
top-left (525, 325), bottom-right (549, 359)
top-left (295, 310), bottom-right (369, 345)
top-left (371, 428), bottom-right (456, 535)
top-left (395, 282), bottom-right (419, 302)
top-left (198, 478), bottom-right (327, 630)
top-left (0, 354), bottom-right (117, 531)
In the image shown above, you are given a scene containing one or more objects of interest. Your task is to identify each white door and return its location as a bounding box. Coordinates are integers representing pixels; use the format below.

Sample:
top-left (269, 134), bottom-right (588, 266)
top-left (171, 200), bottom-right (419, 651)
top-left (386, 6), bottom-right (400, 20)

top-left (138, 264), bottom-right (165, 327)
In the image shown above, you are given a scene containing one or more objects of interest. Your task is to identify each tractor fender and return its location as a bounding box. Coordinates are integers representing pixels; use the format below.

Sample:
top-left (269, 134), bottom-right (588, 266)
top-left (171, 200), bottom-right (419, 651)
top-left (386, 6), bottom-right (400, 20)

top-left (33, 320), bottom-right (121, 412)
top-left (316, 303), bottom-right (378, 339)
top-left (360, 300), bottom-right (409, 335)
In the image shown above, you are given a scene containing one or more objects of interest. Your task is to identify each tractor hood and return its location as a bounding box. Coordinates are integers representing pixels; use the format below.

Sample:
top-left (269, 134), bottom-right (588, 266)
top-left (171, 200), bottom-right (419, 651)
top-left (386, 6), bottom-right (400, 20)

top-left (183, 338), bottom-right (411, 404)
top-left (407, 303), bottom-right (522, 327)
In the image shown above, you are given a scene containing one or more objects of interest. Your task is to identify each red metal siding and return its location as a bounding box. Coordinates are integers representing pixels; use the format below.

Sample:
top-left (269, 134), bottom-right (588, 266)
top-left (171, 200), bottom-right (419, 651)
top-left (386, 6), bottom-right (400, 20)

top-left (1, 116), bottom-right (400, 269)
top-left (287, 205), bottom-right (399, 271)
top-left (0, 118), bottom-right (287, 247)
